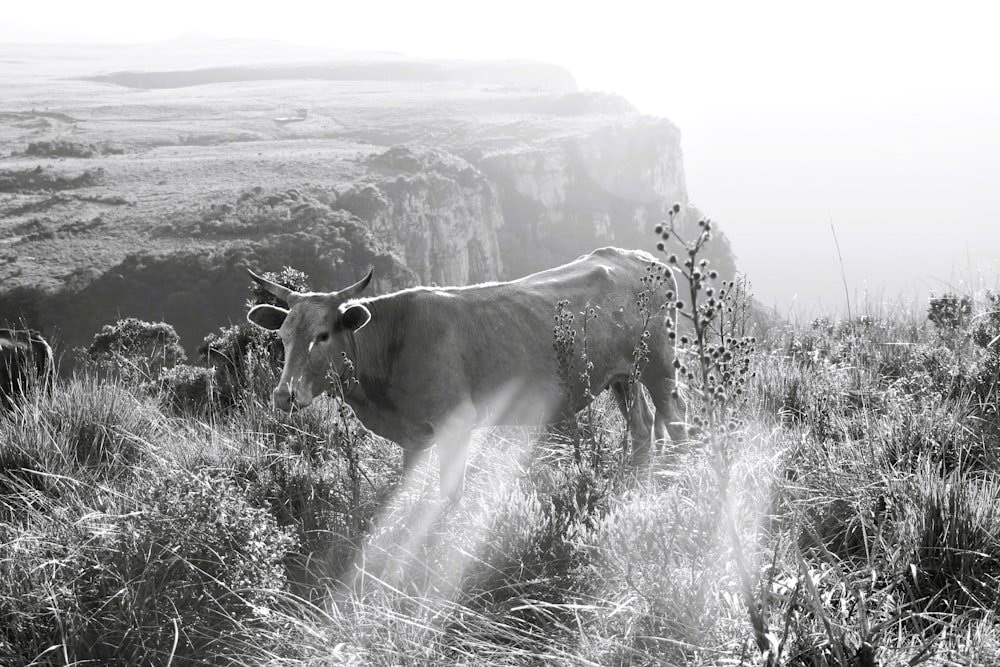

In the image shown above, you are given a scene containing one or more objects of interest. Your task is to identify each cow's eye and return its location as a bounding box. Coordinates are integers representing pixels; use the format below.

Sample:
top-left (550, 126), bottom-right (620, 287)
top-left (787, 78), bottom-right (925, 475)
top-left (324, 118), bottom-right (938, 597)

top-left (315, 332), bottom-right (330, 343)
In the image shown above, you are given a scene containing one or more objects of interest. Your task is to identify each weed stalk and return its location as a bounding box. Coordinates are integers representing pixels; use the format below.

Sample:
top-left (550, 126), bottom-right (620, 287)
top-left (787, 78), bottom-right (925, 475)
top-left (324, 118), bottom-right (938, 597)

top-left (655, 204), bottom-right (768, 655)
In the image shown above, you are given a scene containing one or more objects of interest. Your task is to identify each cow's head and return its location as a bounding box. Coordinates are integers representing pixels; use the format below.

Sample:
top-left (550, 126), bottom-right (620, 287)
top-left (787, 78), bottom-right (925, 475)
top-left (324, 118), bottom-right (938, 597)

top-left (246, 268), bottom-right (374, 411)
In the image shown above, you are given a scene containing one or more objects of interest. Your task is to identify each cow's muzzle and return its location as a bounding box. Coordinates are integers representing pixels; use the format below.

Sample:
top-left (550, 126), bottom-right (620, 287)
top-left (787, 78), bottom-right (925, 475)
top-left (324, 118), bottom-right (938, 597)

top-left (273, 384), bottom-right (312, 412)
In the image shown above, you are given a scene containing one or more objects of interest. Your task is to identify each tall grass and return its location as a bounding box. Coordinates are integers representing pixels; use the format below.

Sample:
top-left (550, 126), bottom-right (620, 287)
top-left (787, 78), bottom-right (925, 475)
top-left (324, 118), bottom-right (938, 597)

top-left (3, 282), bottom-right (1000, 664)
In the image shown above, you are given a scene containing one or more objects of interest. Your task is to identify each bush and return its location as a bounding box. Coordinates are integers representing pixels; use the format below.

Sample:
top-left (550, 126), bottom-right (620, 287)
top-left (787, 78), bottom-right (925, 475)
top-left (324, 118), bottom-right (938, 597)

top-left (77, 469), bottom-right (297, 664)
top-left (971, 292), bottom-right (1000, 353)
top-left (155, 363), bottom-right (216, 416)
top-left (24, 139), bottom-right (98, 158)
top-left (928, 293), bottom-right (972, 331)
top-left (86, 317), bottom-right (187, 383)
top-left (200, 323), bottom-right (282, 408)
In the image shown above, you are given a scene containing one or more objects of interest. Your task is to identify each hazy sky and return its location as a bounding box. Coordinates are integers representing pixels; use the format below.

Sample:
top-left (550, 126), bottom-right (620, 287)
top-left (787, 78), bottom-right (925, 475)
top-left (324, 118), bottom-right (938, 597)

top-left (4, 1), bottom-right (999, 315)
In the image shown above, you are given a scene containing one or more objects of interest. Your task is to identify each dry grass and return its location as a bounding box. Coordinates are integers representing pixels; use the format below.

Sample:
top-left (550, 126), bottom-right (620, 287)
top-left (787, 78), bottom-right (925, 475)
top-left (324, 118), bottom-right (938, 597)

top-left (3, 294), bottom-right (1000, 665)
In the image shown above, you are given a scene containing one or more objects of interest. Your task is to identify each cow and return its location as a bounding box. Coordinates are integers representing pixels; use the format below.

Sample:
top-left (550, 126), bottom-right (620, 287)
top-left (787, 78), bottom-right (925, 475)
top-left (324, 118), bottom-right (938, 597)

top-left (247, 247), bottom-right (686, 500)
top-left (0, 328), bottom-right (54, 411)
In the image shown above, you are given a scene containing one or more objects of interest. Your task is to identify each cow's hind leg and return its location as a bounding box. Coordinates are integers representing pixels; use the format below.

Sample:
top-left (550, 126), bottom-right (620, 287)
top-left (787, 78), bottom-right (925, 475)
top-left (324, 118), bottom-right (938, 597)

top-left (641, 363), bottom-right (688, 451)
top-left (610, 380), bottom-right (654, 463)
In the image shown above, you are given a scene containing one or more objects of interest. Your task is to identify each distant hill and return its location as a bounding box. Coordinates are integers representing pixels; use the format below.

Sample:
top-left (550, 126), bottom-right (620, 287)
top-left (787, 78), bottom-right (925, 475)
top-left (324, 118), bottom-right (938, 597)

top-left (84, 59), bottom-right (578, 92)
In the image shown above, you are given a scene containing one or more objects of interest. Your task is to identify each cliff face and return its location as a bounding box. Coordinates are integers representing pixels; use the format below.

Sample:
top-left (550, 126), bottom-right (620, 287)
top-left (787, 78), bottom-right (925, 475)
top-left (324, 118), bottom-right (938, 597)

top-left (331, 117), bottom-right (704, 287)
top-left (0, 48), bottom-right (739, 356)
top-left (335, 148), bottom-right (505, 286)
top-left (476, 117), bottom-right (696, 279)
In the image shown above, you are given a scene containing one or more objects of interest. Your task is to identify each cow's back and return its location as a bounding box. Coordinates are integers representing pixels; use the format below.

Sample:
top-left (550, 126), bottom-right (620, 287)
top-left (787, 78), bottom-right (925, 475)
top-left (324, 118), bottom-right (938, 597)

top-left (366, 247), bottom-right (674, 426)
top-left (513, 246), bottom-right (658, 299)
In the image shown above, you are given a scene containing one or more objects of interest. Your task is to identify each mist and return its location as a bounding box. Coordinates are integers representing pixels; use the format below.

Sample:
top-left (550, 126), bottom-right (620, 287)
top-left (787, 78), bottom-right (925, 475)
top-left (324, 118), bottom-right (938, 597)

top-left (4, 0), bottom-right (998, 316)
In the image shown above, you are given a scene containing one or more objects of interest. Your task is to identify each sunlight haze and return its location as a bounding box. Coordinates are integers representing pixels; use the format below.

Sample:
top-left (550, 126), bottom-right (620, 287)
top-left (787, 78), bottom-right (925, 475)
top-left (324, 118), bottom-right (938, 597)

top-left (4, 0), bottom-right (998, 315)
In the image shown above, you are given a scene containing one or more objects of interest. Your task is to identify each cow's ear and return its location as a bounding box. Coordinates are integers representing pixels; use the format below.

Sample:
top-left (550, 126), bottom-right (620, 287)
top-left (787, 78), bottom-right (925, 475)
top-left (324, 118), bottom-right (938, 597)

top-left (247, 304), bottom-right (289, 331)
top-left (339, 303), bottom-right (371, 332)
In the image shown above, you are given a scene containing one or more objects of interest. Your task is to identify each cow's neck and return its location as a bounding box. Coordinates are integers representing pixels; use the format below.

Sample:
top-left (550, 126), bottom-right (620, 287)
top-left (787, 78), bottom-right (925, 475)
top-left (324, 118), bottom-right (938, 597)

top-left (339, 298), bottom-right (399, 414)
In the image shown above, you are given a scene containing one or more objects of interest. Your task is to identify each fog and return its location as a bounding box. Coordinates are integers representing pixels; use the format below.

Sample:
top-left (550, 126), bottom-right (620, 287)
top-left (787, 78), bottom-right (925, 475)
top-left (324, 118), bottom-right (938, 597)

top-left (5, 0), bottom-right (998, 316)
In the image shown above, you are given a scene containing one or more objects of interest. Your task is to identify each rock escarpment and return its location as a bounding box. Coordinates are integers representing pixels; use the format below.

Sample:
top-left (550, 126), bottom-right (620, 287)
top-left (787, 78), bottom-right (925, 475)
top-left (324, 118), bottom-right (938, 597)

top-left (478, 116), bottom-right (704, 279)
top-left (0, 49), bottom-right (739, 355)
top-left (335, 148), bottom-right (504, 286)
top-left (323, 116), bottom-right (735, 289)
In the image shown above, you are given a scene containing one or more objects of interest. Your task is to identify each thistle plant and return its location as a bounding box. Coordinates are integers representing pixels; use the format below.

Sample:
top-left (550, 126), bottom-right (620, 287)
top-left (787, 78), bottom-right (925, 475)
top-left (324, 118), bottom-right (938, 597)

top-left (627, 263), bottom-right (677, 405)
top-left (325, 353), bottom-right (365, 507)
top-left (655, 204), bottom-right (768, 655)
top-left (553, 300), bottom-right (600, 464)
top-left (621, 262), bottom-right (678, 465)
top-left (655, 205), bottom-right (756, 444)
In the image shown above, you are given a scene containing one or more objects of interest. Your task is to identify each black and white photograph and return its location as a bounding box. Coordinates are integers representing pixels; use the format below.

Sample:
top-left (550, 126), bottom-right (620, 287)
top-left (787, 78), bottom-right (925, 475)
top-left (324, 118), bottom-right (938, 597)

top-left (1, 1), bottom-right (997, 664)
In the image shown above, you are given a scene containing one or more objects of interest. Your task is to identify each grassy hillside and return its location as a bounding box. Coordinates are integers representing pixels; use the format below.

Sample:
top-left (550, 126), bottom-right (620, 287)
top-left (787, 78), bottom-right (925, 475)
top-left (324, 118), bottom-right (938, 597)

top-left (2, 219), bottom-right (999, 665)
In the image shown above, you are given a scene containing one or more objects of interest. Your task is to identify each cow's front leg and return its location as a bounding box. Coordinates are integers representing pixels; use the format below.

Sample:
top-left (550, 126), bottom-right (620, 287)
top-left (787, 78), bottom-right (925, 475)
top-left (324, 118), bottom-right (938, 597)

top-left (434, 401), bottom-right (477, 502)
top-left (402, 447), bottom-right (426, 474)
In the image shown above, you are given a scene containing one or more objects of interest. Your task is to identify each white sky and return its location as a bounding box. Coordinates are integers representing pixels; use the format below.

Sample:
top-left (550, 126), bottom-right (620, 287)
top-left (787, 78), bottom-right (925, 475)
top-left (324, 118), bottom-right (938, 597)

top-left (4, 0), bottom-right (999, 316)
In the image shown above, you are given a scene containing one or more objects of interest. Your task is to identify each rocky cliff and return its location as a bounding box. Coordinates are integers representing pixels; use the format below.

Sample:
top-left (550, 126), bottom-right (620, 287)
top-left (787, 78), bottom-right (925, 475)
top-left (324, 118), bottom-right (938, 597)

top-left (478, 116), bottom-right (700, 278)
top-left (0, 45), bottom-right (737, 356)
top-left (335, 148), bottom-right (505, 286)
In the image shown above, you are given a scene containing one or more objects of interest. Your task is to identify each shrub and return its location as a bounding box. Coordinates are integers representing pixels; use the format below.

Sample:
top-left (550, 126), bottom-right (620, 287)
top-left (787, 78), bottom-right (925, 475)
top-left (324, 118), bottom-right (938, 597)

top-left (200, 322), bottom-right (282, 408)
top-left (238, 437), bottom-right (399, 595)
top-left (928, 293), bottom-right (972, 331)
top-left (77, 469), bottom-right (297, 664)
top-left (24, 139), bottom-right (98, 158)
top-left (198, 266), bottom-right (306, 408)
top-left (246, 265), bottom-right (311, 308)
top-left (155, 363), bottom-right (216, 416)
top-left (971, 291), bottom-right (1000, 353)
top-left (86, 317), bottom-right (187, 383)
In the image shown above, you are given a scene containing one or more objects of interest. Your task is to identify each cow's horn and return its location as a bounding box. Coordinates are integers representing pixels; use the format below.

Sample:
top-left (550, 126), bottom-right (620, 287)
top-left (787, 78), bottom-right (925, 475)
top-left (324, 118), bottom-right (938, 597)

top-left (339, 267), bottom-right (374, 299)
top-left (247, 268), bottom-right (294, 303)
